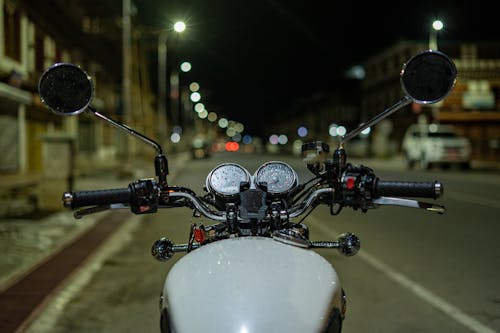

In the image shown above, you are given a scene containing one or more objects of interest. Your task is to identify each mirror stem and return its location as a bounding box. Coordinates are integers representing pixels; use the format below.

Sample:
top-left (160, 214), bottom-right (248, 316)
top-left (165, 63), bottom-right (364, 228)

top-left (88, 106), bottom-right (163, 155)
top-left (341, 96), bottom-right (412, 144)
top-left (87, 106), bottom-right (169, 183)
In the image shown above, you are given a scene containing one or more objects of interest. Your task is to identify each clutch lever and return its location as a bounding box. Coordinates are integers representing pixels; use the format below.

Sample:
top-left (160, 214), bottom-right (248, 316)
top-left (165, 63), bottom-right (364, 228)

top-left (373, 197), bottom-right (445, 214)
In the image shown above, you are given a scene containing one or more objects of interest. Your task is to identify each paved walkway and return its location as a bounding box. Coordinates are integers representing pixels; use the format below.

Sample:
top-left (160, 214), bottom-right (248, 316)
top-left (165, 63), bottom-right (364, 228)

top-left (0, 152), bottom-right (190, 293)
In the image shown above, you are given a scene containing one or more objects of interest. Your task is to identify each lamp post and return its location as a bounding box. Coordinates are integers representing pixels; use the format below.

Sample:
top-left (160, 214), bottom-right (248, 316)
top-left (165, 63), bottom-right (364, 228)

top-left (429, 19), bottom-right (444, 123)
top-left (157, 21), bottom-right (186, 144)
top-left (174, 61), bottom-right (192, 129)
top-left (429, 19), bottom-right (443, 50)
top-left (170, 61), bottom-right (192, 129)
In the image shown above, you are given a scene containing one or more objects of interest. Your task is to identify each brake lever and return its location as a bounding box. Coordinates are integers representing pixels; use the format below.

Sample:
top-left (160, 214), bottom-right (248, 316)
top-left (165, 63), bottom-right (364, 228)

top-left (74, 203), bottom-right (129, 219)
top-left (373, 197), bottom-right (445, 214)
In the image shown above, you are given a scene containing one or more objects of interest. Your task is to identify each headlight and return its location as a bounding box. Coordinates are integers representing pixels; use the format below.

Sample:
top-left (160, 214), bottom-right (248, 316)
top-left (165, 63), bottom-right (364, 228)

top-left (254, 161), bottom-right (298, 196)
top-left (206, 163), bottom-right (251, 198)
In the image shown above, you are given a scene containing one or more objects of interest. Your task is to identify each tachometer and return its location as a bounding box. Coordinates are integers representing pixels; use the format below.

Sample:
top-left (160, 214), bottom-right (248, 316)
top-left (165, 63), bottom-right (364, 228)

top-left (206, 163), bottom-right (251, 198)
top-left (254, 161), bottom-right (298, 196)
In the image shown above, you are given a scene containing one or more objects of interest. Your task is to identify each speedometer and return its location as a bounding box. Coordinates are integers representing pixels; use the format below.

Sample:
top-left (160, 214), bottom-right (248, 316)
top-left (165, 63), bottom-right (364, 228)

top-left (206, 163), bottom-right (251, 198)
top-left (254, 161), bottom-right (298, 196)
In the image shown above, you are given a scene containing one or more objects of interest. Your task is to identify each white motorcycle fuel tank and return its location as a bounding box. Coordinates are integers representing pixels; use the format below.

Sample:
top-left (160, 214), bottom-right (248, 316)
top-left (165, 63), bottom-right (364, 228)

top-left (161, 237), bottom-right (345, 333)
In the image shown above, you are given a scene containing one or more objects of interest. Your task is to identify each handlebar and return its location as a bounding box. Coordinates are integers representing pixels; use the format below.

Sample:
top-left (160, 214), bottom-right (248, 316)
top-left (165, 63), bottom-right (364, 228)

top-left (62, 179), bottom-right (160, 214)
top-left (339, 164), bottom-right (445, 212)
top-left (63, 188), bottom-right (131, 209)
top-left (62, 182), bottom-right (334, 221)
top-left (62, 164), bottom-right (445, 219)
top-left (374, 179), bottom-right (443, 199)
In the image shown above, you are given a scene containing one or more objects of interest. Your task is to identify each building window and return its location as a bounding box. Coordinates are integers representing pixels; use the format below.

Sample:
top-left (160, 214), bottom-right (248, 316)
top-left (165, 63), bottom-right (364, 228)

top-left (3, 0), bottom-right (21, 61)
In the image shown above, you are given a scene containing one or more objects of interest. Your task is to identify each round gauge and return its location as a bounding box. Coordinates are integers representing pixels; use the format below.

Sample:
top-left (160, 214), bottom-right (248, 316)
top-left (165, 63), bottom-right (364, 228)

top-left (254, 161), bottom-right (298, 195)
top-left (206, 163), bottom-right (251, 197)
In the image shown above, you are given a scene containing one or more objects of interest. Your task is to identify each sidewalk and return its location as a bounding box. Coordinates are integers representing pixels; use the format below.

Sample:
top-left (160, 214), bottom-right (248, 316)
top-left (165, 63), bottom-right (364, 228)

top-left (0, 152), bottom-right (190, 292)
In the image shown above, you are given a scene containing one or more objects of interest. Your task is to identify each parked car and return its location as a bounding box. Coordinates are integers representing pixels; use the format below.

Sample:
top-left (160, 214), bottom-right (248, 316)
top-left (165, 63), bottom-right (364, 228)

top-left (402, 123), bottom-right (471, 170)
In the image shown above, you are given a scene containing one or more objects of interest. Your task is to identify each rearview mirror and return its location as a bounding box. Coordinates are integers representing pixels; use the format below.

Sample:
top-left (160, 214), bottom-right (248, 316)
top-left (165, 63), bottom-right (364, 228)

top-left (38, 63), bottom-right (94, 115)
top-left (401, 50), bottom-right (457, 104)
top-left (342, 50), bottom-right (457, 143)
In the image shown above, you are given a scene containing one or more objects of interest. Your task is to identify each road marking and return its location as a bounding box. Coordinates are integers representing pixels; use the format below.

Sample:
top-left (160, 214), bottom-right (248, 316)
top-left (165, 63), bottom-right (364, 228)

top-left (311, 217), bottom-right (498, 333)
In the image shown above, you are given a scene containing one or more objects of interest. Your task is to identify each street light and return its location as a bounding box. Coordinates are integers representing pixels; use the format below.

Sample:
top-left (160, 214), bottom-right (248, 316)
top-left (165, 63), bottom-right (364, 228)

top-left (180, 61), bottom-right (192, 73)
top-left (173, 21), bottom-right (186, 33)
top-left (429, 19), bottom-right (443, 50)
top-left (428, 19), bottom-right (444, 122)
top-left (157, 21), bottom-right (186, 144)
top-left (173, 61), bottom-right (192, 128)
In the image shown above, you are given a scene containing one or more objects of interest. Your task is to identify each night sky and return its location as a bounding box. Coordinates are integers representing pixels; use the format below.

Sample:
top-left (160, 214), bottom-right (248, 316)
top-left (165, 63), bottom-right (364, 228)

top-left (134, 0), bottom-right (499, 137)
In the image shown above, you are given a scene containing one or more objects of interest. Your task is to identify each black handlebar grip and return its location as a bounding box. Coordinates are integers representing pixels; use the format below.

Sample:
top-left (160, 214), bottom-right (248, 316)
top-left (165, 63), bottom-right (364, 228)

top-left (373, 180), bottom-right (443, 199)
top-left (63, 188), bottom-right (132, 209)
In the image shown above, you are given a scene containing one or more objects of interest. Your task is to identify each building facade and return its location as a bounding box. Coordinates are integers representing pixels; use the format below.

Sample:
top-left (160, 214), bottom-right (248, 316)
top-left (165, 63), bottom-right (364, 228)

top-left (361, 40), bottom-right (500, 161)
top-left (0, 0), bottom-right (158, 213)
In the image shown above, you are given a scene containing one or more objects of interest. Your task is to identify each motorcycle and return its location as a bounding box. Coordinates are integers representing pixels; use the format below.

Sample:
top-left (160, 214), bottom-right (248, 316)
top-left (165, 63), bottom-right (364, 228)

top-left (37, 49), bottom-right (456, 333)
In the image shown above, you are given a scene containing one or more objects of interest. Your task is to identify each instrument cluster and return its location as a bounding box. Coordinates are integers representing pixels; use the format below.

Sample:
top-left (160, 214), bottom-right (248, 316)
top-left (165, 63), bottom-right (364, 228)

top-left (206, 163), bottom-right (251, 198)
top-left (206, 161), bottom-right (298, 198)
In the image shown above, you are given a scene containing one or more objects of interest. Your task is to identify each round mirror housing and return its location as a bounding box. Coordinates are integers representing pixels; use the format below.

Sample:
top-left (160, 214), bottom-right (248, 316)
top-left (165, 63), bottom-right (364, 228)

top-left (400, 50), bottom-right (457, 104)
top-left (38, 63), bottom-right (93, 115)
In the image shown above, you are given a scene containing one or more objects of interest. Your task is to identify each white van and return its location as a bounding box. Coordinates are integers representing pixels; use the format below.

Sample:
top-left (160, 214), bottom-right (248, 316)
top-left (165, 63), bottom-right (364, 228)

top-left (402, 123), bottom-right (472, 170)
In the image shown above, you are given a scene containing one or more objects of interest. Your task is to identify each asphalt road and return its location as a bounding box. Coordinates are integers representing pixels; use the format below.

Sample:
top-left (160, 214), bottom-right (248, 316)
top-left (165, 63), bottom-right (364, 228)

top-left (26, 151), bottom-right (500, 333)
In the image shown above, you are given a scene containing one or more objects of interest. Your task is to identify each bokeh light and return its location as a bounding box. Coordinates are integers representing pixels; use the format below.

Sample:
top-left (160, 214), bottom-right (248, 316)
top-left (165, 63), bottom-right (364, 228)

top-left (190, 92), bottom-right (201, 102)
top-left (194, 103), bottom-right (205, 113)
top-left (432, 20), bottom-right (444, 31)
top-left (198, 110), bottom-right (208, 119)
top-left (242, 135), bottom-right (253, 144)
top-left (218, 118), bottom-right (229, 128)
top-left (329, 124), bottom-right (338, 137)
top-left (278, 134), bottom-right (288, 145)
top-left (189, 82), bottom-right (200, 92)
top-left (232, 133), bottom-right (242, 142)
top-left (269, 134), bottom-right (279, 145)
top-left (170, 133), bottom-right (181, 143)
top-left (360, 127), bottom-right (371, 137)
top-left (337, 126), bottom-right (347, 136)
top-left (297, 126), bottom-right (308, 137)
top-left (207, 112), bottom-right (218, 122)
top-left (180, 61), bottom-right (192, 72)
top-left (225, 141), bottom-right (239, 152)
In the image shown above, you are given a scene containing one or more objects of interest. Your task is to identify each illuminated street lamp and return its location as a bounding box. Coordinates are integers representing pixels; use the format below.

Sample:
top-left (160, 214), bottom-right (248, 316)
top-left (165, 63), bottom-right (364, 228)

top-left (429, 19), bottom-right (443, 50)
top-left (174, 21), bottom-right (186, 33)
top-left (157, 20), bottom-right (186, 143)
top-left (180, 61), bottom-right (192, 73)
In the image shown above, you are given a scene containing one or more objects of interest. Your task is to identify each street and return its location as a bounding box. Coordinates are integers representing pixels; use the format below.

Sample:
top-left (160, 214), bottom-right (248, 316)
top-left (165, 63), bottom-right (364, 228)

top-left (1, 2), bottom-right (500, 333)
top-left (24, 151), bottom-right (500, 333)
